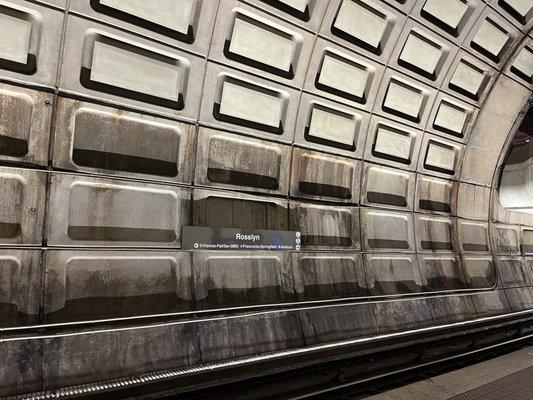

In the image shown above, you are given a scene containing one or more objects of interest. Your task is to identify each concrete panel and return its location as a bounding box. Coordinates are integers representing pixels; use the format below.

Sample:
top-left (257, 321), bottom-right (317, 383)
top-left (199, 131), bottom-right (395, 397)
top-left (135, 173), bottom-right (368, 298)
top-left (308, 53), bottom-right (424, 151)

top-left (200, 62), bottom-right (299, 143)
top-left (294, 93), bottom-right (370, 158)
top-left (210, 0), bottom-right (314, 87)
top-left (361, 163), bottom-right (415, 210)
top-left (491, 223), bottom-right (521, 255)
top-left (44, 250), bottom-right (193, 323)
top-left (418, 133), bottom-right (465, 180)
top-left (364, 114), bottom-right (423, 171)
top-left (0, 83), bottom-right (53, 167)
top-left (52, 97), bottom-right (196, 183)
top-left (60, 15), bottom-right (205, 120)
top-left (462, 255), bottom-right (496, 289)
top-left (375, 69), bottom-right (437, 128)
top-left (465, 7), bottom-right (520, 68)
top-left (0, 167), bottom-right (46, 246)
top-left (303, 38), bottom-right (385, 111)
top-left (418, 254), bottom-right (466, 291)
top-left (390, 19), bottom-right (458, 85)
top-left (494, 256), bottom-right (528, 288)
top-left (289, 201), bottom-right (360, 250)
top-left (412, 0), bottom-right (482, 42)
top-left (0, 0), bottom-right (63, 88)
top-left (69, 0), bottom-right (218, 54)
top-left (457, 220), bottom-right (490, 253)
top-left (415, 214), bottom-right (456, 252)
top-left (290, 147), bottom-right (361, 203)
top-left (195, 127), bottom-right (290, 195)
top-left (471, 289), bottom-right (512, 317)
top-left (456, 182), bottom-right (490, 221)
top-left (506, 39), bottom-right (533, 86)
top-left (426, 92), bottom-right (479, 143)
top-left (415, 175), bottom-right (457, 215)
top-left (442, 50), bottom-right (497, 105)
top-left (374, 298), bottom-right (434, 332)
top-left (292, 253), bottom-right (368, 301)
top-left (320, 0), bottom-right (406, 62)
top-left (0, 249), bottom-right (41, 327)
top-left (193, 251), bottom-right (294, 309)
top-left (192, 188), bottom-right (288, 231)
top-left (361, 208), bottom-right (415, 252)
top-left (491, 0), bottom-right (533, 27)
top-left (365, 253), bottom-right (423, 295)
top-left (47, 174), bottom-right (190, 247)
top-left (243, 0), bottom-right (330, 31)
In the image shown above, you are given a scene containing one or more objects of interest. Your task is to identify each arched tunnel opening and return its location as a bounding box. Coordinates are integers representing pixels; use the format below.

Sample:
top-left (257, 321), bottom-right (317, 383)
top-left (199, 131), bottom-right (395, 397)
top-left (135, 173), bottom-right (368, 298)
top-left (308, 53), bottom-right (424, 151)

top-left (500, 104), bottom-right (533, 213)
top-left (0, 1), bottom-right (532, 399)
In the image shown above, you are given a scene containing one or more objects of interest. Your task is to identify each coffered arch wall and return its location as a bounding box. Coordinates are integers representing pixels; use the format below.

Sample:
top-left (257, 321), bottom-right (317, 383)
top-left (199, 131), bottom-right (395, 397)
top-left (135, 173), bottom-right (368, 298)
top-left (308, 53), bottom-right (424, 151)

top-left (0, 0), bottom-right (533, 396)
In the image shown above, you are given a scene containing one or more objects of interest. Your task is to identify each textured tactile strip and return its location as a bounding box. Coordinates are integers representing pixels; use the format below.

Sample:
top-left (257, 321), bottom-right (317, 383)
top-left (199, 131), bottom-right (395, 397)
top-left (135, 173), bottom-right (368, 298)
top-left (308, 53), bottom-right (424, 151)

top-left (449, 366), bottom-right (533, 400)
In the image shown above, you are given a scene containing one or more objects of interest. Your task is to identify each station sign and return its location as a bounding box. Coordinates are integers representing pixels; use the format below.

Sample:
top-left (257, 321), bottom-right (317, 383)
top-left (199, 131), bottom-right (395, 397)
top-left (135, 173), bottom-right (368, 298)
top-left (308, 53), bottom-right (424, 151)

top-left (182, 226), bottom-right (301, 251)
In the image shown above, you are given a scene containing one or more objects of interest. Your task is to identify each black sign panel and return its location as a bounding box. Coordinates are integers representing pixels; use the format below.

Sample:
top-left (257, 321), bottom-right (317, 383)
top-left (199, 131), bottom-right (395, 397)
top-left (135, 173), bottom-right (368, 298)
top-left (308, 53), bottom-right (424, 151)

top-left (182, 226), bottom-right (301, 251)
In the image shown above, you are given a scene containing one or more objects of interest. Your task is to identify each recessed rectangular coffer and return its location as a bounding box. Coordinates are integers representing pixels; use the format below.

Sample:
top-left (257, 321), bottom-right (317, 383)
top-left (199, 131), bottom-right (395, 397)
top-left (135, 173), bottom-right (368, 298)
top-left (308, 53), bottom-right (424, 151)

top-left (521, 229), bottom-right (533, 254)
top-left (245, 0), bottom-right (329, 30)
top-left (446, 52), bottom-right (494, 103)
top-left (292, 253), bottom-right (368, 300)
top-left (458, 220), bottom-right (490, 252)
top-left (364, 254), bottom-right (423, 295)
top-left (289, 202), bottom-right (359, 250)
top-left (364, 115), bottom-right (422, 171)
top-left (462, 255), bottom-right (496, 289)
top-left (70, 0), bottom-right (217, 54)
top-left (397, 27), bottom-right (449, 81)
top-left (0, 1), bottom-right (62, 87)
top-left (201, 63), bottom-right (299, 143)
top-left (47, 174), bottom-right (190, 247)
top-left (361, 208), bottom-right (415, 251)
top-left (419, 134), bottom-right (464, 179)
top-left (495, 256), bottom-right (528, 288)
top-left (290, 147), bottom-right (361, 202)
top-left (362, 163), bottom-right (414, 209)
top-left (193, 251), bottom-right (294, 309)
top-left (420, 0), bottom-right (470, 37)
top-left (471, 290), bottom-right (511, 317)
top-left (0, 83), bottom-right (53, 166)
top-left (315, 48), bottom-right (373, 104)
top-left (0, 249), bottom-right (41, 327)
top-left (510, 44), bottom-right (533, 83)
top-left (60, 15), bottom-right (205, 119)
top-left (209, 1), bottom-right (313, 86)
top-left (415, 175), bottom-right (456, 214)
top-left (195, 128), bottom-right (290, 195)
top-left (491, 224), bottom-right (520, 255)
top-left (215, 73), bottom-right (288, 134)
top-left (304, 38), bottom-right (384, 112)
top-left (382, 76), bottom-right (428, 123)
top-left (44, 250), bottom-right (193, 323)
top-left (294, 93), bottom-right (369, 157)
top-left (52, 97), bottom-right (195, 183)
top-left (0, 4), bottom-right (36, 73)
top-left (192, 189), bottom-right (288, 231)
top-left (331, 0), bottom-right (392, 55)
top-left (418, 254), bottom-right (466, 291)
top-left (0, 167), bottom-right (46, 246)
top-left (81, 34), bottom-right (188, 109)
top-left (415, 215), bottom-right (455, 252)
top-left (90, 0), bottom-right (197, 39)
top-left (431, 96), bottom-right (474, 140)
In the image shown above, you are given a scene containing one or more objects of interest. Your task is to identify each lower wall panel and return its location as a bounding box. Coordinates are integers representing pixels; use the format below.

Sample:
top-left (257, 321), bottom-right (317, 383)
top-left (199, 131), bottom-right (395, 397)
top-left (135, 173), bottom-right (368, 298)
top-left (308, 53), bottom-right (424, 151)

top-left (0, 249), bottom-right (42, 327)
top-left (43, 250), bottom-right (193, 323)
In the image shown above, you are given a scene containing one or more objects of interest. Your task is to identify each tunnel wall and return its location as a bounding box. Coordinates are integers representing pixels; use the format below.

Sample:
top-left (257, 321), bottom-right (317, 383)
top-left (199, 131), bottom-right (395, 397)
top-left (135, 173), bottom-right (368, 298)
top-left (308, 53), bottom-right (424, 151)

top-left (0, 0), bottom-right (533, 397)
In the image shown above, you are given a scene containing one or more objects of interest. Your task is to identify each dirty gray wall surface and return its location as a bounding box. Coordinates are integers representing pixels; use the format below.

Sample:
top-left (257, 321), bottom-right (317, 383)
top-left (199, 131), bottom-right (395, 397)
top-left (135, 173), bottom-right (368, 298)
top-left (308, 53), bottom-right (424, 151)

top-left (0, 0), bottom-right (533, 397)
